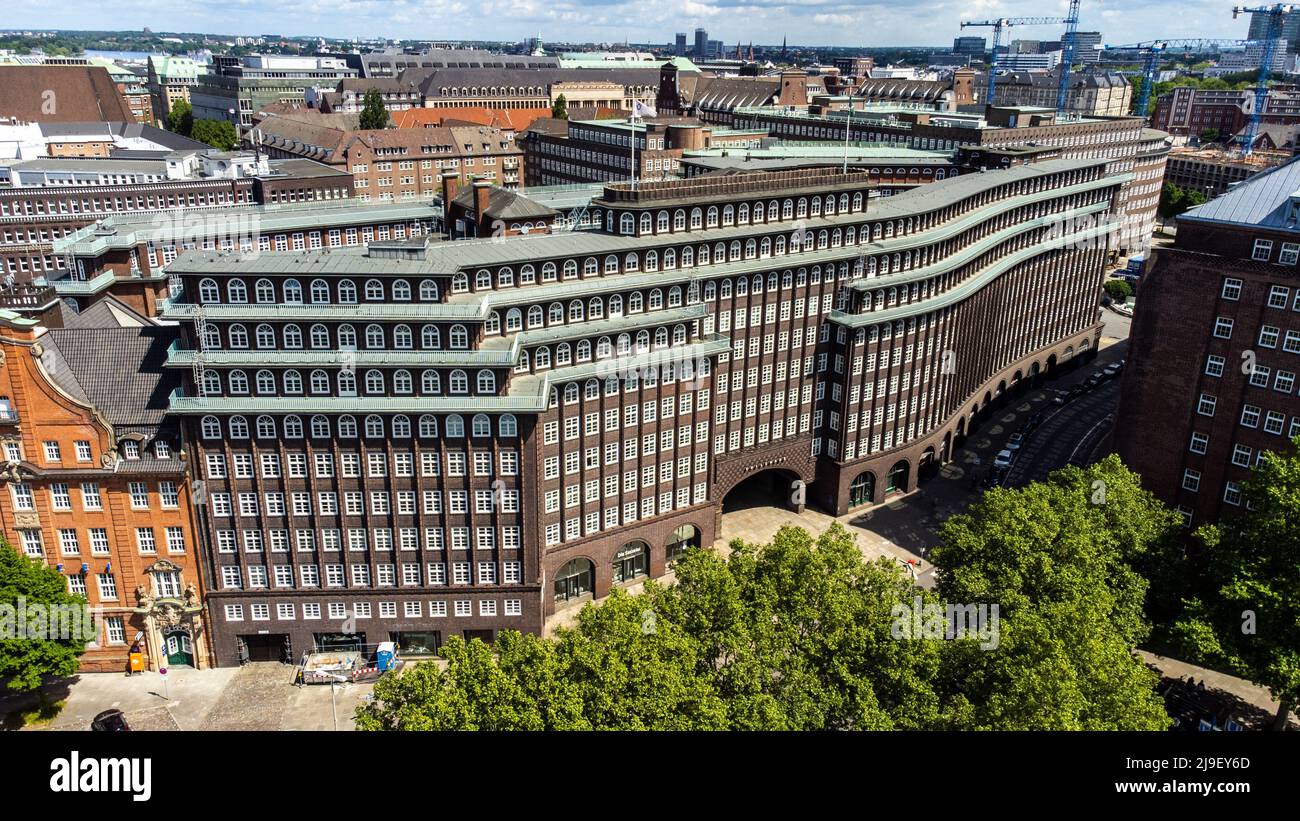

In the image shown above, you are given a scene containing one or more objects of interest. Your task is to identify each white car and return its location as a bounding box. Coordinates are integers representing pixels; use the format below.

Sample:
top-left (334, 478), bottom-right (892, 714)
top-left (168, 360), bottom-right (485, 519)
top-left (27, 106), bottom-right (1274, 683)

top-left (993, 450), bottom-right (1014, 469)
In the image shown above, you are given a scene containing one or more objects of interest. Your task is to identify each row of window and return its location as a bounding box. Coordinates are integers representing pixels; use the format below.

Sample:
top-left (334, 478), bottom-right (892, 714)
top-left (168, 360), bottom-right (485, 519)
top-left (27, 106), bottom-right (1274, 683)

top-left (212, 526), bottom-right (521, 554)
top-left (198, 413), bottom-right (518, 441)
top-left (201, 367), bottom-right (499, 398)
top-left (196, 277), bottom-right (439, 305)
top-left (224, 598), bottom-right (524, 622)
top-left (219, 560), bottom-right (522, 590)
top-left (9, 480), bottom-right (179, 513)
top-left (542, 485), bottom-right (707, 545)
top-left (17, 526), bottom-right (186, 558)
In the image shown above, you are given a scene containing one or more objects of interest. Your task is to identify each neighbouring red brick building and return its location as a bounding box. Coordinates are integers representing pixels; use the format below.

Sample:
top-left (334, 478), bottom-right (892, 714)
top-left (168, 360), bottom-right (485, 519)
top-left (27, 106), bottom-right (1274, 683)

top-left (1116, 158), bottom-right (1300, 526)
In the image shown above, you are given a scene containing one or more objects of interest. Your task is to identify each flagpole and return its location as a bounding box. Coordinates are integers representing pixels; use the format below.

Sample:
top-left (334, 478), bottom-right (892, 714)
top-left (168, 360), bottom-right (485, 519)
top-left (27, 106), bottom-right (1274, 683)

top-left (631, 112), bottom-right (638, 190)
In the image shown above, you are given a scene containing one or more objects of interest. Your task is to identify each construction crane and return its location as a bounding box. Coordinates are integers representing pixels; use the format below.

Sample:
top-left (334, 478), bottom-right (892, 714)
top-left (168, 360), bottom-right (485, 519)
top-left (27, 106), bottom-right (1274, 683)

top-left (1057, 0), bottom-right (1084, 113)
top-left (960, 13), bottom-right (1078, 107)
top-left (1233, 4), bottom-right (1296, 155)
top-left (1103, 39), bottom-right (1252, 116)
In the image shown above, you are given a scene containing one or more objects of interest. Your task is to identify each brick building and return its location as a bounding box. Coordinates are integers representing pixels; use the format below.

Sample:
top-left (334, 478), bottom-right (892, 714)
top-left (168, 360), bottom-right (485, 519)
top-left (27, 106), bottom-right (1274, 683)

top-left (1116, 159), bottom-right (1300, 526)
top-left (1151, 87), bottom-right (1253, 139)
top-left (521, 116), bottom-right (766, 186)
top-left (0, 307), bottom-right (213, 672)
top-left (730, 103), bottom-right (1167, 255)
top-left (253, 116), bottom-right (524, 194)
top-left (156, 155), bottom-right (1124, 665)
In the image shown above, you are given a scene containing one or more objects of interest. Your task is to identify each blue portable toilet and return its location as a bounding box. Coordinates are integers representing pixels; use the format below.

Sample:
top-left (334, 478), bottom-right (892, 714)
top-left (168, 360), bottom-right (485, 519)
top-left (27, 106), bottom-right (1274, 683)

top-left (376, 641), bottom-right (398, 671)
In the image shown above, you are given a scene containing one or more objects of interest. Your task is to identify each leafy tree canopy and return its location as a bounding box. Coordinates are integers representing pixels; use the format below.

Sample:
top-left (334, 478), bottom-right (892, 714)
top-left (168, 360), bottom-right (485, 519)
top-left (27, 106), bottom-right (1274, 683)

top-left (0, 541), bottom-right (90, 692)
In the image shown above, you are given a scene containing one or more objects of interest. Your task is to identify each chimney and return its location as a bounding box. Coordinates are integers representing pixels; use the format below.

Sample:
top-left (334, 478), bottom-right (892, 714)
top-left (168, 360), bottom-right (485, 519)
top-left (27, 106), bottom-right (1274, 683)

top-left (440, 171), bottom-right (460, 206)
top-left (472, 179), bottom-right (492, 227)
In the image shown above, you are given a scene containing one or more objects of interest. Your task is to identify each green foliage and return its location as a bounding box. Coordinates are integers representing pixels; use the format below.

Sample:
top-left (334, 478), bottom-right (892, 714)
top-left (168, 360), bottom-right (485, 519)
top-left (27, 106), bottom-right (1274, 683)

top-left (1199, 128), bottom-right (1220, 144)
top-left (0, 541), bottom-right (90, 692)
top-left (1139, 72), bottom-right (1258, 116)
top-left (1104, 279), bottom-right (1133, 302)
top-left (1164, 437), bottom-right (1300, 728)
top-left (932, 457), bottom-right (1178, 729)
top-left (165, 99), bottom-right (193, 137)
top-left (1159, 182), bottom-right (1207, 221)
top-left (358, 88), bottom-right (390, 130)
top-left (551, 93), bottom-right (568, 120)
top-left (189, 119), bottom-right (239, 151)
top-left (360, 485), bottom-right (1174, 731)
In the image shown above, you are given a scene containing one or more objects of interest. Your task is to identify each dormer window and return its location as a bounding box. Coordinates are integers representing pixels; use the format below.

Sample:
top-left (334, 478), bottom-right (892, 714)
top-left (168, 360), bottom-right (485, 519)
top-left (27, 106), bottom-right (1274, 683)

top-left (122, 440), bottom-right (140, 460)
top-left (154, 441), bottom-right (171, 460)
top-left (1253, 239), bottom-right (1274, 261)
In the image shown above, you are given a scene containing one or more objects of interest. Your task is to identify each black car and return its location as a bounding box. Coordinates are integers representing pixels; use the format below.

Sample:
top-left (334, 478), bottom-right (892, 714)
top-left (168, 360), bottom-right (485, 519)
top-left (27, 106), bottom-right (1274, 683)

top-left (1026, 412), bottom-right (1044, 430)
top-left (91, 709), bottom-right (131, 732)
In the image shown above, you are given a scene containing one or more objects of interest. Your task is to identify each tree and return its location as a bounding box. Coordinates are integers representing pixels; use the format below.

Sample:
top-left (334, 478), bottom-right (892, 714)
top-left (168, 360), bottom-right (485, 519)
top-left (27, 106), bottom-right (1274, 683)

top-left (931, 457), bottom-right (1179, 730)
top-left (0, 540), bottom-right (91, 692)
top-left (1104, 279), bottom-right (1133, 303)
top-left (551, 93), bottom-right (568, 120)
top-left (1158, 182), bottom-right (1206, 223)
top-left (189, 118), bottom-right (239, 151)
top-left (358, 88), bottom-right (390, 130)
top-left (1199, 128), bottom-right (1220, 144)
top-left (1166, 437), bottom-right (1300, 730)
top-left (165, 98), bottom-right (193, 137)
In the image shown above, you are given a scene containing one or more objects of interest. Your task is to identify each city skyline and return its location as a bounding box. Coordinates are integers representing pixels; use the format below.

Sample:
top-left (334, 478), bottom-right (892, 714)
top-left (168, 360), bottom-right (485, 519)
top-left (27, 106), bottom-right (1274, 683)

top-left (4, 0), bottom-right (1265, 51)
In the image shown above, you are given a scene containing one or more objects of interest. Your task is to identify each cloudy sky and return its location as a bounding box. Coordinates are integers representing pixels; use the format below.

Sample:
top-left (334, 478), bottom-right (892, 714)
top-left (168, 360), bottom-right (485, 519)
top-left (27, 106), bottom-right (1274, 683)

top-left (6, 0), bottom-right (1260, 48)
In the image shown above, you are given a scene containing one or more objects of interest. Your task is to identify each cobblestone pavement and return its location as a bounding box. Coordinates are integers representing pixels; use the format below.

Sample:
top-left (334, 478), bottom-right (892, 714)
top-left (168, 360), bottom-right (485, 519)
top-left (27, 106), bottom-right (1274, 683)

top-left (200, 663), bottom-right (295, 730)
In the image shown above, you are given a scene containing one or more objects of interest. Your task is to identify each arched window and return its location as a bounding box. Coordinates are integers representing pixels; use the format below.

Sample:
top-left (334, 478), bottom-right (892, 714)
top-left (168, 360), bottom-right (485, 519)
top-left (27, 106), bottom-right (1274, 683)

top-left (419, 279), bottom-right (439, 300)
top-left (255, 370), bottom-right (276, 394)
top-left (563, 383), bottom-right (579, 404)
top-left (254, 278), bottom-right (276, 303)
top-left (450, 369), bottom-right (469, 393)
top-left (629, 291), bottom-right (643, 313)
top-left (690, 207), bottom-right (702, 228)
top-left (283, 324), bottom-right (302, 348)
top-left (201, 416), bottom-right (222, 438)
top-left (584, 379), bottom-right (599, 400)
top-left (446, 414), bottom-right (465, 437)
top-left (365, 370), bottom-right (385, 394)
top-left (527, 305), bottom-right (543, 328)
top-left (338, 415), bottom-right (357, 438)
top-left (620, 213), bottom-right (635, 234)
top-left (668, 286), bottom-right (682, 307)
top-left (506, 308), bottom-right (522, 332)
top-left (421, 369), bottom-right (441, 394)
top-left (392, 415), bottom-right (411, 438)
top-left (255, 324), bottom-right (275, 348)
top-left (201, 370), bottom-right (221, 395)
top-left (338, 324), bottom-right (356, 349)
top-left (310, 370), bottom-right (330, 394)
top-left (227, 278), bottom-right (247, 303)
top-left (609, 294), bottom-right (623, 317)
top-left (228, 324), bottom-right (248, 348)
top-left (392, 280), bottom-right (411, 301)
top-left (476, 370), bottom-right (496, 394)
top-left (199, 278), bottom-right (220, 304)
top-left (589, 297), bottom-right (604, 319)
top-left (655, 327), bottom-right (668, 347)
top-left (568, 300), bottom-right (584, 322)
top-left (365, 279), bottom-right (385, 300)
top-left (310, 415), bottom-right (330, 438)
top-left (284, 279), bottom-right (303, 304)
top-left (338, 280), bottom-right (357, 303)
top-left (393, 370), bottom-right (413, 393)
top-left (639, 213), bottom-right (652, 234)
top-left (556, 343), bottom-right (572, 366)
top-left (673, 324), bottom-right (687, 345)
top-left (364, 415), bottom-right (384, 437)
top-left (421, 325), bottom-right (440, 349)
top-left (418, 415), bottom-right (438, 438)
top-left (338, 370), bottom-right (356, 396)
top-left (365, 324), bottom-right (385, 349)
top-left (475, 269), bottom-right (491, 289)
top-left (229, 415), bottom-right (249, 439)
top-left (452, 272), bottom-right (469, 293)
top-left (311, 279), bottom-right (330, 303)
top-left (450, 325), bottom-right (468, 349)
top-left (256, 415), bottom-right (276, 438)
top-left (604, 255), bottom-right (619, 274)
top-left (535, 347), bottom-right (551, 369)
top-left (576, 340), bottom-right (592, 361)
top-left (485, 311), bottom-right (500, 334)
top-left (284, 415), bottom-right (304, 438)
top-left (472, 413), bottom-right (491, 437)
top-left (499, 414), bottom-right (517, 437)
top-left (649, 289), bottom-right (663, 309)
top-left (229, 370), bottom-right (249, 394)
top-left (394, 325), bottom-right (413, 348)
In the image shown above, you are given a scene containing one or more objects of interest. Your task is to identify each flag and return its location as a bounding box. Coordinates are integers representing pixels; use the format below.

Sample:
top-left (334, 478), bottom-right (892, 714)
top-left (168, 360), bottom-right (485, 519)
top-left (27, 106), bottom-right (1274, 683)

top-left (633, 100), bottom-right (657, 118)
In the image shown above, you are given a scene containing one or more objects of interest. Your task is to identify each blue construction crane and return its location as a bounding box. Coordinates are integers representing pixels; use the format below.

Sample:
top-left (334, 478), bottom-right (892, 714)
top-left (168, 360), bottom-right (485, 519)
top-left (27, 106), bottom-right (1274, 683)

top-left (1103, 39), bottom-right (1252, 116)
top-left (1057, 0), bottom-right (1084, 112)
top-left (1233, 4), bottom-right (1296, 155)
top-left (960, 16), bottom-right (1074, 104)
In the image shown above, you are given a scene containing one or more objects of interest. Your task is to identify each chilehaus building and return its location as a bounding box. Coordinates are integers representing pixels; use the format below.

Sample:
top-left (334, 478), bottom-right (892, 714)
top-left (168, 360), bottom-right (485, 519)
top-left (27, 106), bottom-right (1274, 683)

top-left (159, 154), bottom-right (1127, 665)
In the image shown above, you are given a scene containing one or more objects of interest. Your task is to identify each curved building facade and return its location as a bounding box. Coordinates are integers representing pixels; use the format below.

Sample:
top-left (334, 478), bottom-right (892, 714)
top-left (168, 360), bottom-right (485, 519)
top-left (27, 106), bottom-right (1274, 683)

top-left (161, 159), bottom-right (1125, 664)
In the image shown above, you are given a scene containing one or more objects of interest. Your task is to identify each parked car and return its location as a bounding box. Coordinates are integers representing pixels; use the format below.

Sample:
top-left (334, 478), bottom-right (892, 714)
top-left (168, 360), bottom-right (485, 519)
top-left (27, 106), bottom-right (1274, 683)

top-left (1086, 371), bottom-right (1105, 387)
top-left (1007, 432), bottom-right (1025, 452)
top-left (91, 709), bottom-right (130, 732)
top-left (1104, 360), bottom-right (1124, 377)
top-left (993, 449), bottom-right (1015, 469)
top-left (1026, 412), bottom-right (1044, 430)
top-left (1051, 392), bottom-right (1068, 406)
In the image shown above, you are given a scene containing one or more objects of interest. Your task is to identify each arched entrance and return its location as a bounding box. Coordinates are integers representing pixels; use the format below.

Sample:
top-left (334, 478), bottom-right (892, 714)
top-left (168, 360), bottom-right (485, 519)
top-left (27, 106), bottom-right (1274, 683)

top-left (918, 446), bottom-right (939, 481)
top-left (554, 557), bottom-right (594, 602)
top-left (885, 459), bottom-right (910, 494)
top-left (955, 418), bottom-right (967, 447)
top-left (722, 467), bottom-right (803, 513)
top-left (849, 471), bottom-right (875, 507)
top-left (1030, 361), bottom-right (1041, 387)
top-left (666, 524), bottom-right (701, 564)
top-left (163, 628), bottom-right (194, 667)
top-left (612, 541), bottom-right (650, 585)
